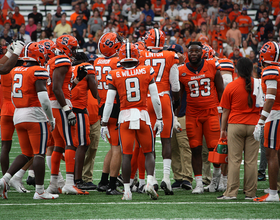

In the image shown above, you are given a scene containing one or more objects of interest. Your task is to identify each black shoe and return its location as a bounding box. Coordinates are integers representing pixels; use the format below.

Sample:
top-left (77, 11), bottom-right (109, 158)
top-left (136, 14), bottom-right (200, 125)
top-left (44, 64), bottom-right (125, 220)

top-left (106, 188), bottom-right (123, 195)
top-left (171, 180), bottom-right (183, 189)
top-left (97, 182), bottom-right (109, 192)
top-left (77, 181), bottom-right (97, 190)
top-left (26, 176), bottom-right (35, 187)
top-left (181, 180), bottom-right (193, 190)
top-left (153, 183), bottom-right (159, 192)
top-left (138, 184), bottom-right (146, 193)
top-left (116, 174), bottom-right (124, 187)
top-left (258, 171), bottom-right (266, 181)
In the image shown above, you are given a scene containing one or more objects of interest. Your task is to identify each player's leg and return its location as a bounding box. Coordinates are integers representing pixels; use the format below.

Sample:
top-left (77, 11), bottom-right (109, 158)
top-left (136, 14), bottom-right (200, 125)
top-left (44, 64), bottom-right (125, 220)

top-left (137, 147), bottom-right (146, 193)
top-left (130, 140), bottom-right (140, 190)
top-left (97, 149), bottom-right (111, 191)
top-left (171, 131), bottom-right (183, 188)
top-left (202, 136), bottom-right (212, 186)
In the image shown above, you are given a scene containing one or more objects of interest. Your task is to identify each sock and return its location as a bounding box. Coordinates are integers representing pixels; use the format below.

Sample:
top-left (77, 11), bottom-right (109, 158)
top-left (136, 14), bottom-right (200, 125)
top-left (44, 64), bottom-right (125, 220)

top-left (101, 172), bottom-right (109, 185)
top-left (58, 172), bottom-right (64, 182)
top-left (195, 175), bottom-right (203, 186)
top-left (36, 185), bottom-right (44, 194)
top-left (65, 149), bottom-right (76, 173)
top-left (213, 167), bottom-right (221, 177)
top-left (14, 169), bottom-right (26, 179)
top-left (28, 170), bottom-right (35, 177)
top-left (109, 176), bottom-right (117, 190)
top-left (269, 189), bottom-right (277, 196)
top-left (163, 159), bottom-right (171, 178)
top-left (50, 175), bottom-right (58, 186)
top-left (130, 178), bottom-right (134, 186)
top-left (66, 174), bottom-right (74, 185)
top-left (51, 151), bottom-right (62, 175)
top-left (147, 175), bottom-right (153, 185)
top-left (46, 155), bottom-right (52, 170)
top-left (139, 178), bottom-right (145, 187)
top-left (3, 173), bottom-right (12, 184)
top-left (124, 183), bottom-right (130, 193)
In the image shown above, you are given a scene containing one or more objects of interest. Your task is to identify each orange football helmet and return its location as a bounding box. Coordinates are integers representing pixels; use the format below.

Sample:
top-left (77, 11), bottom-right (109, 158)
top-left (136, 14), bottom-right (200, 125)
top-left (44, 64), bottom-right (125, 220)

top-left (259, 41), bottom-right (280, 65)
top-left (202, 43), bottom-right (215, 59)
top-left (40, 39), bottom-right (55, 59)
top-left (98, 33), bottom-right (122, 57)
top-left (135, 41), bottom-right (145, 51)
top-left (119, 43), bottom-right (139, 63)
top-left (19, 42), bottom-right (46, 66)
top-left (144, 28), bottom-right (165, 50)
top-left (56, 34), bottom-right (78, 58)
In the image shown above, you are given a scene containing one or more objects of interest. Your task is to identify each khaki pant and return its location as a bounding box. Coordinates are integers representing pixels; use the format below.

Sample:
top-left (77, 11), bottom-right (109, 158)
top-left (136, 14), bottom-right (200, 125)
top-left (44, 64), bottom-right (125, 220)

top-left (82, 120), bottom-right (100, 183)
top-left (202, 136), bottom-right (212, 185)
top-left (171, 116), bottom-right (193, 183)
top-left (224, 124), bottom-right (259, 198)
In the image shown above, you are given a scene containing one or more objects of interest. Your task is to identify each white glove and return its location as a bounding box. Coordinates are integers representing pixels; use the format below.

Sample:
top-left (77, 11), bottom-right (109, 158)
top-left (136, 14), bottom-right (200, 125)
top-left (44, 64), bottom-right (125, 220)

top-left (100, 126), bottom-right (110, 143)
top-left (5, 42), bottom-right (15, 58)
top-left (13, 40), bottom-right (25, 56)
top-left (49, 118), bottom-right (55, 132)
top-left (63, 105), bottom-right (76, 126)
top-left (173, 116), bottom-right (182, 132)
top-left (253, 123), bottom-right (264, 142)
top-left (154, 119), bottom-right (164, 135)
top-left (217, 106), bottom-right (223, 114)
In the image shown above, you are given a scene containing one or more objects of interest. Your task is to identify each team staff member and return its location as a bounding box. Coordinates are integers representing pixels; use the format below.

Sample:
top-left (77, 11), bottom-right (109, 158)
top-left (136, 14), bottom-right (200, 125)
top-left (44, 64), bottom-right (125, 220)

top-left (218, 58), bottom-right (260, 200)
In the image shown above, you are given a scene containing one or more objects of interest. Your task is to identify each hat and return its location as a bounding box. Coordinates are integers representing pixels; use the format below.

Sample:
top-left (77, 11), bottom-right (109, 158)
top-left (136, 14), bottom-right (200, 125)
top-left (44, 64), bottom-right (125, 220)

top-left (242, 7), bottom-right (247, 11)
top-left (140, 22), bottom-right (145, 27)
top-left (172, 21), bottom-right (177, 25)
top-left (167, 44), bottom-right (183, 54)
top-left (88, 34), bottom-right (94, 38)
top-left (170, 1), bottom-right (175, 5)
top-left (219, 9), bottom-right (224, 12)
top-left (87, 54), bottom-right (98, 62)
top-left (235, 47), bottom-right (240, 51)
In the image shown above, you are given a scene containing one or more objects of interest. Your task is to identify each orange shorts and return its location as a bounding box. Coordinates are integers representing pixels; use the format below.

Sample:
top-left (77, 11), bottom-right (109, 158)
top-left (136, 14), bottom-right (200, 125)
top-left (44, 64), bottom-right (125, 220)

top-left (52, 108), bottom-right (78, 148)
top-left (1, 115), bottom-right (15, 141)
top-left (15, 122), bottom-right (48, 157)
top-left (264, 120), bottom-right (280, 150)
top-left (186, 114), bottom-right (220, 149)
top-left (1, 101), bottom-right (15, 116)
top-left (119, 120), bottom-right (154, 155)
top-left (107, 117), bottom-right (119, 146)
top-left (147, 94), bottom-right (173, 138)
top-left (75, 112), bottom-right (90, 146)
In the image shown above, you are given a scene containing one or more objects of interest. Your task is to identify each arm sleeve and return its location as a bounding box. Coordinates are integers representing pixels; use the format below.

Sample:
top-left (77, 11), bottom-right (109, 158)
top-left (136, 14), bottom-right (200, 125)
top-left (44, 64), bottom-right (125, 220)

top-left (37, 91), bottom-right (54, 122)
top-left (169, 64), bottom-right (180, 92)
top-left (148, 82), bottom-right (162, 119)
top-left (102, 89), bottom-right (117, 123)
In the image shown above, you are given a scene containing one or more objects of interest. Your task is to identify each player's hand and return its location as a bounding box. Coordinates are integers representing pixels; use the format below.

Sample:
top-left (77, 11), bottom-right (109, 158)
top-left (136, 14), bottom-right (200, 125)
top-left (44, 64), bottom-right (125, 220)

top-left (100, 126), bottom-right (110, 143)
top-left (253, 123), bottom-right (264, 142)
top-left (65, 109), bottom-right (76, 126)
top-left (173, 116), bottom-right (182, 132)
top-left (154, 119), bottom-right (164, 135)
top-left (13, 40), bottom-right (25, 56)
top-left (77, 66), bottom-right (88, 81)
top-left (49, 118), bottom-right (56, 131)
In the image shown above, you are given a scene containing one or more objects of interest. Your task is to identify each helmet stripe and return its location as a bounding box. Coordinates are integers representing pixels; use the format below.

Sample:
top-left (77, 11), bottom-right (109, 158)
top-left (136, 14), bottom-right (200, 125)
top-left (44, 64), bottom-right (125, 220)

top-left (126, 42), bottom-right (131, 59)
top-left (154, 28), bottom-right (160, 47)
top-left (273, 41), bottom-right (280, 63)
top-left (25, 42), bottom-right (32, 57)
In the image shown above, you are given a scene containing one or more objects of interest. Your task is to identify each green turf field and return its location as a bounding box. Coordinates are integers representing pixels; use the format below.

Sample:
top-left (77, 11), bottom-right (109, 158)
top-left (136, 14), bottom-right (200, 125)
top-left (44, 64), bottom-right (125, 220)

top-left (0, 134), bottom-right (279, 220)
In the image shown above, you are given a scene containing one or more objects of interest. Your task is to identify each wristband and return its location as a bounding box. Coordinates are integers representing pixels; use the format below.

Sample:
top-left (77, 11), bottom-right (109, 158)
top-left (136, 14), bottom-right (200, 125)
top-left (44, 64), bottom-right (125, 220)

top-left (62, 105), bottom-right (70, 112)
top-left (258, 119), bottom-right (265, 125)
top-left (5, 51), bottom-right (12, 58)
top-left (261, 110), bottom-right (269, 118)
top-left (73, 78), bottom-right (80, 84)
top-left (266, 94), bottom-right (276, 100)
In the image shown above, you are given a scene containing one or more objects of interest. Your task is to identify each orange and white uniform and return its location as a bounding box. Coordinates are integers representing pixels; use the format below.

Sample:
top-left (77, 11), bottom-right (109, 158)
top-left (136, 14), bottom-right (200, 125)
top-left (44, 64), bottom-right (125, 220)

top-left (1, 72), bottom-right (15, 141)
top-left (11, 65), bottom-right (49, 157)
top-left (261, 66), bottom-right (280, 150)
top-left (179, 59), bottom-right (221, 149)
top-left (107, 65), bottom-right (155, 154)
top-left (218, 58), bottom-right (234, 87)
top-left (71, 62), bottom-right (95, 146)
top-left (94, 56), bottom-right (120, 146)
top-left (139, 50), bottom-right (179, 138)
top-left (47, 55), bottom-right (78, 149)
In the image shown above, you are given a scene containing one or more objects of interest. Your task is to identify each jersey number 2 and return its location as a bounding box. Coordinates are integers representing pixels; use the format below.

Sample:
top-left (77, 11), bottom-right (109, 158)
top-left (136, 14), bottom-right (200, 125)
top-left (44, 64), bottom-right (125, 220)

top-left (13, 74), bottom-right (23, 98)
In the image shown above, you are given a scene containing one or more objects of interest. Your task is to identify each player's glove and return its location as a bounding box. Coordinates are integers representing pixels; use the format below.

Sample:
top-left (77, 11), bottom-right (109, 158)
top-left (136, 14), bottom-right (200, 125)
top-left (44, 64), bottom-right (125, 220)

top-left (100, 126), bottom-right (110, 143)
top-left (173, 116), bottom-right (182, 132)
top-left (253, 121), bottom-right (264, 142)
top-left (49, 118), bottom-right (56, 132)
top-left (63, 105), bottom-right (76, 126)
top-left (75, 66), bottom-right (88, 83)
top-left (154, 119), bottom-right (164, 135)
top-left (13, 40), bottom-right (25, 56)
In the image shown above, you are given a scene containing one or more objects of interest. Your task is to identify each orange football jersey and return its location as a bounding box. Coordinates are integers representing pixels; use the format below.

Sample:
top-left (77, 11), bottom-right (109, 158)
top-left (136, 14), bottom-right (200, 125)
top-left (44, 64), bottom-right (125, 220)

top-left (107, 65), bottom-right (154, 111)
top-left (261, 66), bottom-right (280, 110)
top-left (179, 59), bottom-right (221, 115)
top-left (197, 34), bottom-right (209, 44)
top-left (47, 55), bottom-right (73, 101)
top-left (139, 50), bottom-right (179, 93)
top-left (1, 72), bottom-right (15, 116)
top-left (218, 58), bottom-right (234, 73)
top-left (71, 62), bottom-right (95, 109)
top-left (11, 66), bottom-right (49, 108)
top-left (94, 56), bottom-right (120, 107)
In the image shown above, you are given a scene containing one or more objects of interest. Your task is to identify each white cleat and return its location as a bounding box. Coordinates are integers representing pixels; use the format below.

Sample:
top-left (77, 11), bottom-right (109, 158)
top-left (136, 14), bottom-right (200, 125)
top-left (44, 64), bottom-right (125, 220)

top-left (62, 184), bottom-right (89, 195)
top-left (192, 185), bottom-right (204, 194)
top-left (217, 177), bottom-right (225, 192)
top-left (264, 188), bottom-right (269, 194)
top-left (122, 191), bottom-right (132, 200)
top-left (146, 183), bottom-right (158, 200)
top-left (33, 191), bottom-right (59, 200)
top-left (205, 176), bottom-right (220, 192)
top-left (160, 178), bottom-right (174, 195)
top-left (46, 183), bottom-right (62, 194)
top-left (9, 176), bottom-right (30, 193)
top-left (0, 178), bottom-right (9, 199)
